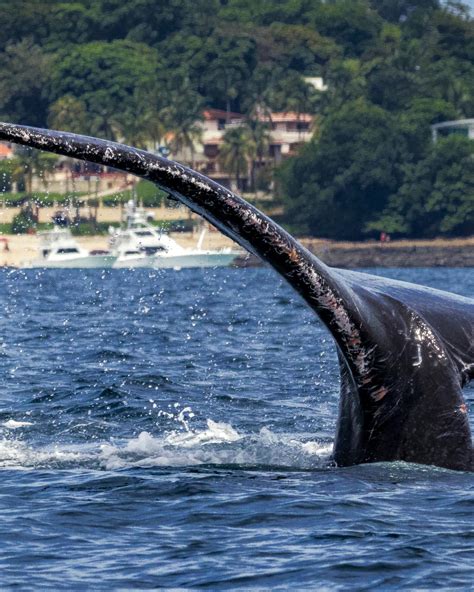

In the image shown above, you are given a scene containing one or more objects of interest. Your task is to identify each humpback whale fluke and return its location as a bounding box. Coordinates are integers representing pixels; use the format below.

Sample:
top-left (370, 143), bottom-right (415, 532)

top-left (0, 122), bottom-right (473, 471)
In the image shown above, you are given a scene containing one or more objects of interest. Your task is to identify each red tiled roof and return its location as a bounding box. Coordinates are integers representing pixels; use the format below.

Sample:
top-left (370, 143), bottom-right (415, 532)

top-left (0, 143), bottom-right (13, 158)
top-left (203, 108), bottom-right (244, 121)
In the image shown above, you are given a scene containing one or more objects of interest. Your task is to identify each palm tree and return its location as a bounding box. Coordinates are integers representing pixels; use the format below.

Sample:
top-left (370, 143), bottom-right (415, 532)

top-left (48, 95), bottom-right (88, 133)
top-left (90, 107), bottom-right (120, 140)
top-left (143, 106), bottom-right (167, 154)
top-left (87, 91), bottom-right (122, 140)
top-left (246, 117), bottom-right (271, 191)
top-left (219, 126), bottom-right (255, 191)
top-left (168, 117), bottom-right (203, 168)
top-left (162, 82), bottom-right (204, 168)
top-left (12, 147), bottom-right (58, 194)
top-left (116, 110), bottom-right (153, 150)
top-left (116, 88), bottom-right (167, 150)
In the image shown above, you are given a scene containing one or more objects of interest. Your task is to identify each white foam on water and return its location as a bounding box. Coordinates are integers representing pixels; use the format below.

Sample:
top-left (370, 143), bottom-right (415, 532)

top-left (0, 417), bottom-right (332, 471)
top-left (99, 421), bottom-right (332, 471)
top-left (0, 438), bottom-right (94, 468)
top-left (3, 419), bottom-right (34, 429)
top-left (164, 419), bottom-right (242, 447)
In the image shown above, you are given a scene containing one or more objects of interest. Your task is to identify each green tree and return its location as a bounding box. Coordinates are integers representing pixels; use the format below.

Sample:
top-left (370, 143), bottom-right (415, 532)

top-left (322, 58), bottom-right (368, 110)
top-left (48, 95), bottom-right (89, 133)
top-left (310, 0), bottom-right (383, 57)
top-left (243, 22), bottom-right (338, 114)
top-left (11, 207), bottom-right (37, 234)
top-left (191, 32), bottom-right (255, 115)
top-left (0, 159), bottom-right (15, 192)
top-left (270, 72), bottom-right (321, 115)
top-left (398, 98), bottom-right (458, 162)
top-left (245, 115), bottom-right (271, 191)
top-left (370, 0), bottom-right (440, 23)
top-left (0, 38), bottom-right (52, 126)
top-left (279, 100), bottom-right (403, 239)
top-left (252, 22), bottom-right (338, 73)
top-left (368, 136), bottom-right (474, 237)
top-left (43, 3), bottom-right (97, 50)
top-left (163, 78), bottom-right (204, 166)
top-left (0, 2), bottom-right (50, 51)
top-left (219, 126), bottom-right (255, 191)
top-left (49, 40), bottom-right (162, 140)
top-left (92, 0), bottom-right (219, 44)
top-left (218, 0), bottom-right (341, 29)
top-left (11, 148), bottom-right (58, 195)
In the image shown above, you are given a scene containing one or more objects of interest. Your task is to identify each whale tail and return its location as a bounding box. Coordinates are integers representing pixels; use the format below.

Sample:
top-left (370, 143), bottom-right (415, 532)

top-left (0, 122), bottom-right (472, 471)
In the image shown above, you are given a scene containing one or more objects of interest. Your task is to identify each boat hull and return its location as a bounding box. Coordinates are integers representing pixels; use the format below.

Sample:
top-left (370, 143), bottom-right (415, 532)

top-left (152, 252), bottom-right (238, 269)
top-left (113, 256), bottom-right (153, 269)
top-left (112, 252), bottom-right (238, 269)
top-left (27, 255), bottom-right (117, 269)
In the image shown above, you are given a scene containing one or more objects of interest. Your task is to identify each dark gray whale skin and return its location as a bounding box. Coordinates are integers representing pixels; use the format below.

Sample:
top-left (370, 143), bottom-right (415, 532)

top-left (1, 123), bottom-right (473, 472)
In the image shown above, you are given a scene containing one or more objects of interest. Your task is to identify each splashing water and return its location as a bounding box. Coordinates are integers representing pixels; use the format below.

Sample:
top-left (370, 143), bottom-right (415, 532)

top-left (0, 414), bottom-right (332, 471)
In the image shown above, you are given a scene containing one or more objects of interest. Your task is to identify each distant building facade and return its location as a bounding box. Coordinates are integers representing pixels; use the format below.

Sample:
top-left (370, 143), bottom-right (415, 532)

top-left (431, 119), bottom-right (474, 142)
top-left (304, 76), bottom-right (328, 92)
top-left (182, 108), bottom-right (315, 190)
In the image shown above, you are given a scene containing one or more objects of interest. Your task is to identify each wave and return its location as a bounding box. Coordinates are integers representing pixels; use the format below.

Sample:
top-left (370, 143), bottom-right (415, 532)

top-left (0, 417), bottom-right (332, 471)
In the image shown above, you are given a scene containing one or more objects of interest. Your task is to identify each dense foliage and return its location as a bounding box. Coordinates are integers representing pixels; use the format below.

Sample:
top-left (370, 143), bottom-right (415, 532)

top-left (0, 0), bottom-right (473, 238)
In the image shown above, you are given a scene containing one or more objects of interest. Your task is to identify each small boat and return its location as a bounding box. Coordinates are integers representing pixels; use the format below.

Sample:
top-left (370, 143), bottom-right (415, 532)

top-left (26, 227), bottom-right (116, 268)
top-left (109, 200), bottom-right (240, 269)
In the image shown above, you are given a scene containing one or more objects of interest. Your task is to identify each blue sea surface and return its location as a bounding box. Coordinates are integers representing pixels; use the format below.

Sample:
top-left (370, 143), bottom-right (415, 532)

top-left (0, 266), bottom-right (473, 589)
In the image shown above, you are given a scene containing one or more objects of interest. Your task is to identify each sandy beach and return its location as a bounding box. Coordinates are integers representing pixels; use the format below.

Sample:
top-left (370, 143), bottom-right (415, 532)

top-left (1, 231), bottom-right (474, 268)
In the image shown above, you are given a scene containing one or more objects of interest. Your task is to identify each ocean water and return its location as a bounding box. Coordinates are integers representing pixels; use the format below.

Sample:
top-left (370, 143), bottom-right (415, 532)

top-left (0, 266), bottom-right (473, 589)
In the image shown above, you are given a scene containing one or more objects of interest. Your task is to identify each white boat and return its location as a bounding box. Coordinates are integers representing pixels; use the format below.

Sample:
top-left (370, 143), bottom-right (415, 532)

top-left (152, 231), bottom-right (239, 269)
top-left (108, 204), bottom-right (159, 268)
top-left (26, 227), bottom-right (116, 268)
top-left (109, 200), bottom-right (240, 269)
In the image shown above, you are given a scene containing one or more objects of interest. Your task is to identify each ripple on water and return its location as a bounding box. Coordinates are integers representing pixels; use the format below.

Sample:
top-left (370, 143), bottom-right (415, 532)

top-left (0, 267), bottom-right (473, 588)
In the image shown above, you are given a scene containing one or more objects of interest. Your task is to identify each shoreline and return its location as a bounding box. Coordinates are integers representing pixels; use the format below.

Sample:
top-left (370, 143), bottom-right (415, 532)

top-left (1, 232), bottom-right (474, 268)
top-left (301, 237), bottom-right (474, 268)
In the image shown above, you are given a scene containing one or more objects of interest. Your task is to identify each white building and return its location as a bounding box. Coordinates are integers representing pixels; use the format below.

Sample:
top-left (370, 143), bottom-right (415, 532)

top-left (257, 111), bottom-right (313, 159)
top-left (431, 119), bottom-right (474, 142)
top-left (304, 76), bottom-right (328, 92)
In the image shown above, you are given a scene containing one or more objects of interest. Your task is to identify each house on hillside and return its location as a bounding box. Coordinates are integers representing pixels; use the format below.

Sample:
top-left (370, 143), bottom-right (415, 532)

top-left (431, 119), bottom-right (474, 142)
top-left (198, 108), bottom-right (245, 184)
top-left (258, 112), bottom-right (313, 161)
top-left (172, 108), bottom-right (315, 191)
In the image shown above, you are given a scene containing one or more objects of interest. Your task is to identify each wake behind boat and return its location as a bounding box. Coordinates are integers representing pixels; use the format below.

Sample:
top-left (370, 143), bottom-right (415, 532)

top-left (25, 227), bottom-right (116, 269)
top-left (109, 200), bottom-right (240, 269)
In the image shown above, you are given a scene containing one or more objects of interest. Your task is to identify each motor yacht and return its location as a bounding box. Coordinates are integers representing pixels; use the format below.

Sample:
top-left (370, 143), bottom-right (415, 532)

top-left (26, 227), bottom-right (116, 268)
top-left (109, 200), bottom-right (240, 269)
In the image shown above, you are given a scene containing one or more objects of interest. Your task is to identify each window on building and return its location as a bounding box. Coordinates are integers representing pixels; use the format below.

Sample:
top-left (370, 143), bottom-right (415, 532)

top-left (439, 127), bottom-right (469, 138)
top-left (204, 144), bottom-right (219, 158)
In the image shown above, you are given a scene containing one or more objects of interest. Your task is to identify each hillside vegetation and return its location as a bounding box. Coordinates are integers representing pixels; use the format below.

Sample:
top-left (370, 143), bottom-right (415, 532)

top-left (0, 0), bottom-right (473, 239)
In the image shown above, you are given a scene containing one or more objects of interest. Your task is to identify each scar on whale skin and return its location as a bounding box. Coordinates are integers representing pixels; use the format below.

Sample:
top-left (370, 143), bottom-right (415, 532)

top-left (0, 122), bottom-right (472, 472)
